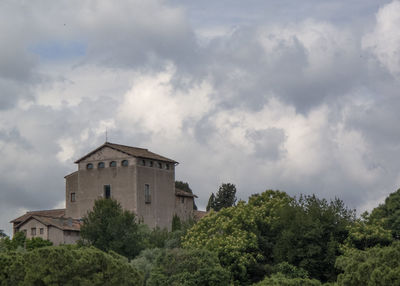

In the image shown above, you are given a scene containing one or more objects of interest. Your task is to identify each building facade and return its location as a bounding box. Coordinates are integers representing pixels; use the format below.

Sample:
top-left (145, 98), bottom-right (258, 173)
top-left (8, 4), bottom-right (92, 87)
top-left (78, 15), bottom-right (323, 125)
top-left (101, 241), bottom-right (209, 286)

top-left (11, 142), bottom-right (197, 245)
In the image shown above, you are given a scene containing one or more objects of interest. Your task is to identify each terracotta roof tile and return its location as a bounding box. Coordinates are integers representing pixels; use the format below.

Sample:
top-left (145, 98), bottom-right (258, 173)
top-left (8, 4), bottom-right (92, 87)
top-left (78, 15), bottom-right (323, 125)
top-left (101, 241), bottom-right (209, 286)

top-left (75, 142), bottom-right (178, 164)
top-left (11, 209), bottom-right (66, 223)
top-left (175, 188), bottom-right (198, 198)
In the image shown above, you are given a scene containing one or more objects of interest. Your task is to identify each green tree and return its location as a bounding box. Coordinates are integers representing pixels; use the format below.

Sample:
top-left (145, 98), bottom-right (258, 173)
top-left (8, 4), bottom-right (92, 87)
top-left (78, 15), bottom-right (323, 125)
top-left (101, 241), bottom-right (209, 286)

top-left (80, 198), bottom-right (147, 259)
top-left (211, 183), bottom-right (237, 211)
top-left (254, 273), bottom-right (322, 286)
top-left (336, 241), bottom-right (400, 286)
top-left (0, 230), bottom-right (7, 238)
top-left (369, 188), bottom-right (400, 239)
top-left (0, 245), bottom-right (143, 285)
top-left (147, 248), bottom-right (230, 286)
top-left (272, 195), bottom-right (355, 282)
top-left (183, 190), bottom-right (292, 284)
top-left (175, 180), bottom-right (197, 210)
top-left (206, 193), bottom-right (215, 211)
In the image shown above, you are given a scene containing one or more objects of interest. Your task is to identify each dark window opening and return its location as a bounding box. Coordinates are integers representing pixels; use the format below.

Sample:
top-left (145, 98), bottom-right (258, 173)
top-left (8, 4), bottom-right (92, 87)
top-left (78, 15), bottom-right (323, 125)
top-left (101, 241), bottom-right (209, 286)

top-left (166, 164), bottom-right (169, 170)
top-left (110, 161), bottom-right (117, 167)
top-left (98, 162), bottom-right (105, 168)
top-left (104, 185), bottom-right (111, 199)
top-left (31, 228), bottom-right (36, 236)
top-left (145, 184), bottom-right (151, 203)
top-left (71, 192), bottom-right (76, 202)
top-left (149, 161), bottom-right (153, 167)
top-left (141, 160), bottom-right (146, 166)
top-left (122, 160), bottom-right (129, 166)
top-left (158, 162), bottom-right (162, 169)
top-left (87, 163), bottom-right (93, 169)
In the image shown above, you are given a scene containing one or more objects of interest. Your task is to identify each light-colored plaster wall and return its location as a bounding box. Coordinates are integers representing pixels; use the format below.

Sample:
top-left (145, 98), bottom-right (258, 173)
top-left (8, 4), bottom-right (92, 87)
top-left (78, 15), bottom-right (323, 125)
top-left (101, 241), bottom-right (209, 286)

top-left (18, 219), bottom-right (48, 240)
top-left (67, 147), bottom-right (138, 219)
top-left (65, 172), bottom-right (78, 218)
top-left (136, 159), bottom-right (175, 230)
top-left (174, 196), bottom-right (194, 221)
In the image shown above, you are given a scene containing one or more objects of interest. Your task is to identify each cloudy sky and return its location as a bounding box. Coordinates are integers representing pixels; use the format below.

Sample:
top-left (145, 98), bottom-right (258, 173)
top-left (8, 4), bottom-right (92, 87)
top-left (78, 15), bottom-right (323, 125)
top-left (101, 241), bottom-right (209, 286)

top-left (1, 0), bottom-right (400, 235)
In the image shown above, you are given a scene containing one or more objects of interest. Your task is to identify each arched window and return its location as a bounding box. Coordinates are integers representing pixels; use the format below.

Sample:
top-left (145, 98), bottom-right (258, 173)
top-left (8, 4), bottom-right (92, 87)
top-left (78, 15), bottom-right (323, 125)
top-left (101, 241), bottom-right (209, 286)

top-left (87, 163), bottom-right (93, 170)
top-left (110, 161), bottom-right (117, 167)
top-left (122, 160), bottom-right (129, 166)
top-left (98, 162), bottom-right (105, 168)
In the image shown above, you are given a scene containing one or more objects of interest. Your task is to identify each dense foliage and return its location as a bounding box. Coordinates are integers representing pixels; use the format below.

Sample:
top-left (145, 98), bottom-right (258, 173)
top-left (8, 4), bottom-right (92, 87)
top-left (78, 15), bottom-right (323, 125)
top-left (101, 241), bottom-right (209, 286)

top-left (206, 183), bottom-right (237, 211)
top-left (80, 198), bottom-right (147, 259)
top-left (4, 186), bottom-right (400, 285)
top-left (336, 241), bottom-right (400, 285)
top-left (0, 245), bottom-right (143, 285)
top-left (184, 190), bottom-right (355, 284)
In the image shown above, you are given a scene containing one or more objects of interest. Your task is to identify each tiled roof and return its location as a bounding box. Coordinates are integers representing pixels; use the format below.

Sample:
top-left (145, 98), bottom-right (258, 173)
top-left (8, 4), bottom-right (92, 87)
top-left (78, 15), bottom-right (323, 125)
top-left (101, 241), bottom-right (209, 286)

top-left (74, 142), bottom-right (178, 164)
top-left (175, 188), bottom-right (198, 198)
top-left (193, 210), bottom-right (208, 220)
top-left (30, 216), bottom-right (81, 231)
top-left (10, 209), bottom-right (66, 223)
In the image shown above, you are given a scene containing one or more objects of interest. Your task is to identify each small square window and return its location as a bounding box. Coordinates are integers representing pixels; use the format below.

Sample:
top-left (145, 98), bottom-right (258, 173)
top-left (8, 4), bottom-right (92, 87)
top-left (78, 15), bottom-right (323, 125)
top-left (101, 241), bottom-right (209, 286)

top-left (31, 228), bottom-right (36, 236)
top-left (40, 228), bottom-right (44, 235)
top-left (122, 160), bottom-right (129, 166)
top-left (71, 192), bottom-right (76, 202)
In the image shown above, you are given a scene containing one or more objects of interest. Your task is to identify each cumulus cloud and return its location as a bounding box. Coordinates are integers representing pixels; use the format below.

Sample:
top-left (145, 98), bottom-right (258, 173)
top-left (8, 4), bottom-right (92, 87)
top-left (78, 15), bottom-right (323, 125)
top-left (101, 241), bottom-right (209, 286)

top-left (1, 0), bottom-right (400, 236)
top-left (363, 0), bottom-right (400, 77)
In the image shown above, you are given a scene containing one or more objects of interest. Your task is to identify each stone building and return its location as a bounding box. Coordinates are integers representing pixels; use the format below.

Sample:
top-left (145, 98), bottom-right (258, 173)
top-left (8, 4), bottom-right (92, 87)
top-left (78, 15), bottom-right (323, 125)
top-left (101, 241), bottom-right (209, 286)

top-left (11, 142), bottom-right (197, 245)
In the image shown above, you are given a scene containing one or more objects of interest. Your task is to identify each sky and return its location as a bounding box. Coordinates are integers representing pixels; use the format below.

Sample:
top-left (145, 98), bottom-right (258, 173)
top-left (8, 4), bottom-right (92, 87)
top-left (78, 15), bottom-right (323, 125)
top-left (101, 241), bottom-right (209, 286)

top-left (1, 0), bottom-right (400, 235)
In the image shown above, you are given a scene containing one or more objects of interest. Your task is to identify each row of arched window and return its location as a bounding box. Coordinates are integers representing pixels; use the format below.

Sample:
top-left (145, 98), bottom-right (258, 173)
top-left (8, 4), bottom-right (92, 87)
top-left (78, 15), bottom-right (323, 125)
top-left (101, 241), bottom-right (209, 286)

top-left (86, 159), bottom-right (171, 170)
top-left (86, 160), bottom-right (129, 169)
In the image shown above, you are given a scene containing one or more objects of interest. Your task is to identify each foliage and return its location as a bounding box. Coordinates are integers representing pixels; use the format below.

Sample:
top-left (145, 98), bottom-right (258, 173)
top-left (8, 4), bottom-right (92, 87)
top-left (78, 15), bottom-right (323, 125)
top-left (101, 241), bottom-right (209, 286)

top-left (344, 218), bottom-right (392, 250)
top-left (254, 273), bottom-right (322, 286)
top-left (0, 230), bottom-right (7, 238)
top-left (272, 262), bottom-right (309, 279)
top-left (369, 188), bottom-right (400, 239)
top-left (175, 181), bottom-right (197, 210)
top-left (0, 245), bottom-right (143, 285)
top-left (80, 198), bottom-right (147, 259)
top-left (131, 248), bottom-right (164, 284)
top-left (335, 241), bottom-right (400, 286)
top-left (146, 248), bottom-right (230, 286)
top-left (206, 193), bottom-right (216, 211)
top-left (0, 231), bottom-right (52, 252)
top-left (183, 190), bottom-right (292, 284)
top-left (172, 214), bottom-right (182, 232)
top-left (211, 183), bottom-right (238, 211)
top-left (271, 195), bottom-right (355, 282)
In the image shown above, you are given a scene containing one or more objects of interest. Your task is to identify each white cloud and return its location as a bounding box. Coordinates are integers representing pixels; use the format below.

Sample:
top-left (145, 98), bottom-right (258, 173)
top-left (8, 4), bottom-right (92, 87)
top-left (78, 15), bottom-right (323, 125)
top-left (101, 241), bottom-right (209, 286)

top-left (363, 1), bottom-right (400, 77)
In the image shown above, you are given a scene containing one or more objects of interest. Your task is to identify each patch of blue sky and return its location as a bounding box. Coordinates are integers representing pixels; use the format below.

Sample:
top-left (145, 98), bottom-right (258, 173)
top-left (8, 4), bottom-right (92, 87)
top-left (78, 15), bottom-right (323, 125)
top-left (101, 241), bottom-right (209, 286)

top-left (29, 40), bottom-right (86, 61)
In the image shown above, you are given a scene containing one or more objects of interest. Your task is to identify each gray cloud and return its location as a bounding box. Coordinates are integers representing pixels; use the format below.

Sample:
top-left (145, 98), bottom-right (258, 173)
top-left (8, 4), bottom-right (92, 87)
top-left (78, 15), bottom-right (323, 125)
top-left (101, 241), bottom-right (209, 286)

top-left (1, 0), bottom-right (400, 236)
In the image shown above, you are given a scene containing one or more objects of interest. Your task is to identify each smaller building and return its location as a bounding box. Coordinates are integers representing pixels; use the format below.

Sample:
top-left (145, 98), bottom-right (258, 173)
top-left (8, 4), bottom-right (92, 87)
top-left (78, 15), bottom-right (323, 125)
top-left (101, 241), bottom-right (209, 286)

top-left (10, 209), bottom-right (81, 245)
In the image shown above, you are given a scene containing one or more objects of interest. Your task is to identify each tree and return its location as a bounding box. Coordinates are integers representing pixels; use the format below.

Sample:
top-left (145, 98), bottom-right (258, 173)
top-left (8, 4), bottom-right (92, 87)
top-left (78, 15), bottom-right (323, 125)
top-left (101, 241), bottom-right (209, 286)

top-left (146, 248), bottom-right (231, 286)
top-left (0, 230), bottom-right (7, 238)
top-left (335, 241), bottom-right (400, 286)
top-left (271, 195), bottom-right (355, 282)
top-left (369, 188), bottom-right (400, 239)
top-left (254, 273), bottom-right (322, 286)
top-left (80, 198), bottom-right (147, 259)
top-left (183, 190), bottom-right (292, 284)
top-left (206, 193), bottom-right (215, 211)
top-left (209, 183), bottom-right (237, 211)
top-left (175, 180), bottom-right (197, 210)
top-left (0, 245), bottom-right (143, 285)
